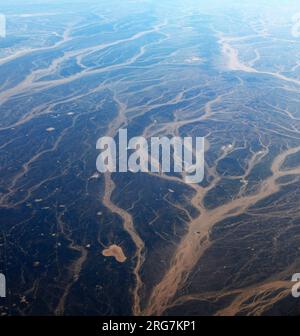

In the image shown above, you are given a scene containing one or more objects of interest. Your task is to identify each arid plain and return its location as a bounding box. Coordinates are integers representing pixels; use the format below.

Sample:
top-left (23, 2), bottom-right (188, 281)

top-left (1, 0), bottom-right (300, 316)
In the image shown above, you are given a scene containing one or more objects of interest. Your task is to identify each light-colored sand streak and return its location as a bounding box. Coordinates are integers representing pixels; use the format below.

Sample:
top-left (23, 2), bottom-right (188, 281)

top-left (55, 210), bottom-right (88, 316)
top-left (0, 21), bottom-right (167, 110)
top-left (219, 34), bottom-right (300, 86)
top-left (215, 280), bottom-right (292, 316)
top-left (100, 93), bottom-right (145, 316)
top-left (171, 279), bottom-right (293, 316)
top-left (143, 145), bottom-right (300, 315)
top-left (102, 170), bottom-right (145, 316)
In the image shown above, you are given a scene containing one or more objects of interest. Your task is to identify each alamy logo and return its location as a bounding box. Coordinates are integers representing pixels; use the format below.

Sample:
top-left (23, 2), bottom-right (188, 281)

top-left (0, 273), bottom-right (6, 298)
top-left (96, 129), bottom-right (205, 184)
top-left (291, 273), bottom-right (300, 298)
top-left (0, 14), bottom-right (6, 38)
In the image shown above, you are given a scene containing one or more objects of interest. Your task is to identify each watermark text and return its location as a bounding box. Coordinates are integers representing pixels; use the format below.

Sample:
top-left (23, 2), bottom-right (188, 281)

top-left (0, 273), bottom-right (6, 298)
top-left (96, 129), bottom-right (205, 184)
